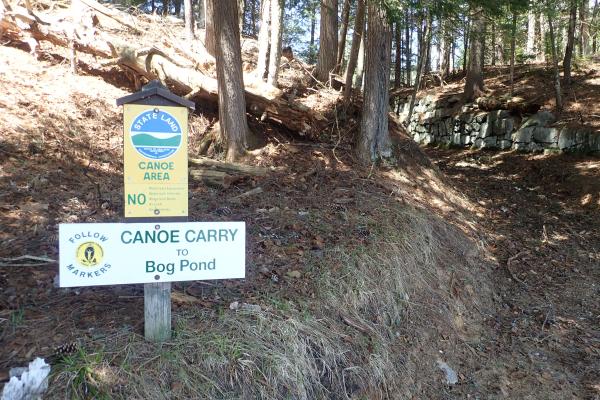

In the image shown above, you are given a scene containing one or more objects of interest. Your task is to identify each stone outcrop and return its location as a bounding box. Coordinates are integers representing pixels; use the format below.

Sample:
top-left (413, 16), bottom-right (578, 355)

top-left (397, 95), bottom-right (600, 153)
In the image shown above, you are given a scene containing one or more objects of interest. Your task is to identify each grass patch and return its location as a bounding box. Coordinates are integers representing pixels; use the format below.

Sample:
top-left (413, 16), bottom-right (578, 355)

top-left (48, 203), bottom-right (489, 399)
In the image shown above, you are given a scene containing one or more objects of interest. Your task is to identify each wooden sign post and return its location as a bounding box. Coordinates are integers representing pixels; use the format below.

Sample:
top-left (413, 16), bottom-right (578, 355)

top-left (116, 81), bottom-right (194, 342)
top-left (58, 82), bottom-right (246, 344)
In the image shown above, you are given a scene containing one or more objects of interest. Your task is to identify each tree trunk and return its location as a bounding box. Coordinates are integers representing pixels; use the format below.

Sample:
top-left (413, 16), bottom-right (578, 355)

top-left (579, 0), bottom-right (590, 56)
top-left (354, 29), bottom-right (365, 89)
top-left (424, 19), bottom-right (432, 74)
top-left (174, 0), bottom-right (182, 16)
top-left (356, 2), bottom-right (392, 164)
top-left (510, 12), bottom-right (517, 96)
top-left (491, 22), bottom-right (496, 65)
top-left (439, 20), bottom-right (446, 75)
top-left (267, 0), bottom-right (283, 86)
top-left (184, 0), bottom-right (194, 43)
top-left (342, 0), bottom-right (365, 103)
top-left (480, 19), bottom-right (486, 68)
top-left (336, 0), bottom-right (351, 73)
top-left (536, 11), bottom-right (546, 62)
top-left (198, 0), bottom-right (206, 29)
top-left (406, 11), bottom-right (430, 125)
top-left (464, 6), bottom-right (484, 101)
top-left (255, 0), bottom-right (270, 80)
top-left (394, 22), bottom-right (402, 87)
top-left (239, 0), bottom-right (245, 33)
top-left (204, 0), bottom-right (216, 56)
top-left (315, 0), bottom-right (338, 82)
top-left (405, 9), bottom-right (411, 85)
top-left (527, 9), bottom-right (535, 55)
top-left (451, 39), bottom-right (455, 72)
top-left (463, 14), bottom-right (469, 71)
top-left (250, 0), bottom-right (258, 36)
top-left (308, 0), bottom-right (316, 63)
top-left (563, 0), bottom-right (577, 85)
top-left (211, 0), bottom-right (250, 161)
top-left (163, 0), bottom-right (170, 15)
top-left (593, 0), bottom-right (599, 53)
top-left (547, 5), bottom-right (563, 111)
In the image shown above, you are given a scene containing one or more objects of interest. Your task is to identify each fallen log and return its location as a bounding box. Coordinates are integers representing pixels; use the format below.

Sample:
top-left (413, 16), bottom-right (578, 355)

top-left (189, 157), bottom-right (270, 176)
top-left (78, 0), bottom-right (142, 34)
top-left (230, 187), bottom-right (263, 203)
top-left (114, 46), bottom-right (327, 136)
top-left (0, 7), bottom-right (114, 58)
top-left (190, 169), bottom-right (234, 189)
top-left (0, 7), bottom-right (329, 138)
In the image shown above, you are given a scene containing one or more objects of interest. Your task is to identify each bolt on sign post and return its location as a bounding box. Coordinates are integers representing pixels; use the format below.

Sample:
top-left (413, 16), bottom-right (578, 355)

top-left (58, 81), bottom-right (246, 344)
top-left (116, 81), bottom-right (194, 342)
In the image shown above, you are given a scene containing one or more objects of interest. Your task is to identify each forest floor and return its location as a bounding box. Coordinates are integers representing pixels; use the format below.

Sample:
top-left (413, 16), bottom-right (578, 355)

top-left (0, 45), bottom-right (491, 399)
top-left (1, 22), bottom-right (600, 398)
top-left (425, 148), bottom-right (600, 398)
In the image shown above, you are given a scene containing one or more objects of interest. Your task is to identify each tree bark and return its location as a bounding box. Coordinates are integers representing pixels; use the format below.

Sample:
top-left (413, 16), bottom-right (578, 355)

top-left (536, 11), bottom-right (545, 62)
top-left (439, 20), bottom-right (446, 76)
top-left (356, 2), bottom-right (392, 164)
top-left (250, 0), bottom-right (258, 36)
top-left (354, 29), bottom-right (365, 89)
top-left (463, 13), bottom-right (469, 71)
top-left (527, 9), bottom-right (535, 55)
top-left (394, 22), bottom-right (402, 87)
top-left (212, 0), bottom-right (250, 161)
top-left (198, 0), bottom-right (206, 29)
top-left (491, 22), bottom-right (496, 65)
top-left (406, 11), bottom-right (430, 123)
top-left (238, 0), bottom-right (244, 33)
top-left (204, 0), bottom-right (216, 56)
top-left (424, 17), bottom-right (431, 74)
top-left (315, 0), bottom-right (338, 82)
top-left (267, 0), bottom-right (283, 86)
top-left (547, 5), bottom-right (563, 111)
top-left (480, 19), bottom-right (486, 69)
top-left (336, 0), bottom-right (351, 73)
top-left (593, 0), bottom-right (599, 53)
top-left (451, 40), bottom-right (455, 72)
top-left (510, 12), bottom-right (517, 96)
top-left (405, 9), bottom-right (411, 85)
top-left (184, 0), bottom-right (194, 44)
top-left (255, 0), bottom-right (270, 80)
top-left (579, 0), bottom-right (589, 56)
top-left (464, 6), bottom-right (484, 101)
top-left (342, 0), bottom-right (364, 104)
top-left (308, 0), bottom-right (316, 63)
top-left (563, 0), bottom-right (577, 85)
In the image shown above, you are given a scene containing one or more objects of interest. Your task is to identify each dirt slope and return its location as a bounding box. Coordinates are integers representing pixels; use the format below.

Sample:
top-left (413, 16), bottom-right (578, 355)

top-left (0, 45), bottom-right (493, 399)
top-left (427, 148), bottom-right (600, 399)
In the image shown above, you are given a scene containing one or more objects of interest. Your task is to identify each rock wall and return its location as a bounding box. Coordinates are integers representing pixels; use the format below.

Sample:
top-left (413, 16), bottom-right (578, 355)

top-left (397, 95), bottom-right (600, 153)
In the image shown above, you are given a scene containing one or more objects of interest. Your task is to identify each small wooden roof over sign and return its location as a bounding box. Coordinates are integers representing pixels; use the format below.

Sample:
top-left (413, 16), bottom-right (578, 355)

top-left (116, 80), bottom-right (195, 110)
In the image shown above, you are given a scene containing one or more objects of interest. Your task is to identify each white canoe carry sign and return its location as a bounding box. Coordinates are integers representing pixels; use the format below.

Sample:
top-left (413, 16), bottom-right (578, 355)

top-left (59, 222), bottom-right (246, 287)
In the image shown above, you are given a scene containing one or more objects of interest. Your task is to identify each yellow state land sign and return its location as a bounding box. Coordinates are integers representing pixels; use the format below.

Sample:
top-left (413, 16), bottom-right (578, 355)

top-left (123, 104), bottom-right (188, 218)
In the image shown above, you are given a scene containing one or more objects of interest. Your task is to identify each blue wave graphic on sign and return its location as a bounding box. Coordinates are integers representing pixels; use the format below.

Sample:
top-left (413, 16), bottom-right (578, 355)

top-left (130, 110), bottom-right (182, 159)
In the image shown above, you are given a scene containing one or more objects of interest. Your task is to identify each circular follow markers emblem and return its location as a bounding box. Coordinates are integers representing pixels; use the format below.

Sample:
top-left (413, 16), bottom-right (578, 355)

top-left (76, 242), bottom-right (104, 268)
top-left (130, 109), bottom-right (182, 159)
